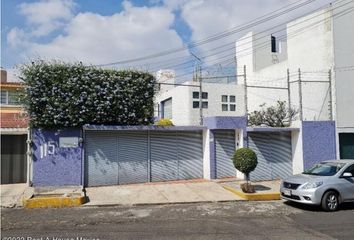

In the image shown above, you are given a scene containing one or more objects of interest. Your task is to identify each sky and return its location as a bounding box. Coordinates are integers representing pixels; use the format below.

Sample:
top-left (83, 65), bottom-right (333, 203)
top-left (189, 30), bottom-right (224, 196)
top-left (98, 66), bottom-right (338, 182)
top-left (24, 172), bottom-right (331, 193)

top-left (1, 0), bottom-right (335, 81)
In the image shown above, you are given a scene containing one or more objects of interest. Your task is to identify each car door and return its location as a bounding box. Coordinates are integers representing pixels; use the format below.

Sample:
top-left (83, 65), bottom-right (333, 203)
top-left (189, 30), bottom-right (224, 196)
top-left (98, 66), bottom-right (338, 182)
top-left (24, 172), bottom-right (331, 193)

top-left (339, 164), bottom-right (354, 202)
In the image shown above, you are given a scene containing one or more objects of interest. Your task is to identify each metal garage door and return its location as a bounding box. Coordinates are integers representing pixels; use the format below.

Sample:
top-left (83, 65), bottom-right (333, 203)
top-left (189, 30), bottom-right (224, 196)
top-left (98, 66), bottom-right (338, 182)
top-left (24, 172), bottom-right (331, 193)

top-left (85, 131), bottom-right (148, 186)
top-left (248, 132), bottom-right (292, 181)
top-left (214, 130), bottom-right (236, 178)
top-left (150, 131), bottom-right (203, 182)
top-left (1, 135), bottom-right (27, 184)
top-left (86, 130), bottom-right (203, 186)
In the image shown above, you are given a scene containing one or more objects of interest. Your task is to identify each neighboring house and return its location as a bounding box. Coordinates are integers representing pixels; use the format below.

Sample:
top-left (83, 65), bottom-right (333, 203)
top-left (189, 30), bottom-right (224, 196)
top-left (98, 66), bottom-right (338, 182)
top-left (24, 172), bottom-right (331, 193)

top-left (155, 70), bottom-right (245, 126)
top-left (0, 69), bottom-right (29, 184)
top-left (236, 2), bottom-right (354, 159)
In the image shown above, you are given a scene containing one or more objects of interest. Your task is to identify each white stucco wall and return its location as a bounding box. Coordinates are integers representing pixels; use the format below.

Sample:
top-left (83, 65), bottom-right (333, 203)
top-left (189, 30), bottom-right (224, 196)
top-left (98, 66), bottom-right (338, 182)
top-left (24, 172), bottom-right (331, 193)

top-left (333, 2), bottom-right (354, 131)
top-left (236, 7), bottom-right (338, 123)
top-left (155, 81), bottom-right (245, 126)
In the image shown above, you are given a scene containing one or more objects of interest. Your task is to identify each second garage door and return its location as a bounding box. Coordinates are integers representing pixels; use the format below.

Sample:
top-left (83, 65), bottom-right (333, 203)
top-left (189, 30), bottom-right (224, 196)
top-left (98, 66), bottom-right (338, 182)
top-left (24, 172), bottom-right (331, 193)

top-left (248, 132), bottom-right (292, 181)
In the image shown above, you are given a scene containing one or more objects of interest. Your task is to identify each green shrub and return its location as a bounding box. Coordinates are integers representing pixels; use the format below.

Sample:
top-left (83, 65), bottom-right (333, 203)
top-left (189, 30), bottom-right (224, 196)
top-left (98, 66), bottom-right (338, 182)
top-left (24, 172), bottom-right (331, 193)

top-left (18, 60), bottom-right (156, 128)
top-left (155, 118), bottom-right (174, 126)
top-left (232, 148), bottom-right (258, 181)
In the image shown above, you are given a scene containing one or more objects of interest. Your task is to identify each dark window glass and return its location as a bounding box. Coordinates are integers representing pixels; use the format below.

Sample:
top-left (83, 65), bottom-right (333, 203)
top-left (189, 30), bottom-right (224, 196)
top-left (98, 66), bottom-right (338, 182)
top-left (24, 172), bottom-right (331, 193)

top-left (221, 95), bottom-right (228, 102)
top-left (202, 92), bottom-right (208, 99)
top-left (193, 101), bottom-right (199, 108)
top-left (343, 164), bottom-right (354, 175)
top-left (222, 104), bottom-right (228, 111)
top-left (202, 102), bottom-right (208, 109)
top-left (1, 90), bottom-right (7, 104)
top-left (230, 95), bottom-right (236, 102)
top-left (230, 104), bottom-right (236, 111)
top-left (193, 92), bottom-right (199, 99)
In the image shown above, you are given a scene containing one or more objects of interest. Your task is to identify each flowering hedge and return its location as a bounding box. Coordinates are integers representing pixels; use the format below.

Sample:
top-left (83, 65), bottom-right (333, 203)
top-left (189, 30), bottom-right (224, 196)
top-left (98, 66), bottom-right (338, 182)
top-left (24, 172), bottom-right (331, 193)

top-left (19, 61), bottom-right (156, 128)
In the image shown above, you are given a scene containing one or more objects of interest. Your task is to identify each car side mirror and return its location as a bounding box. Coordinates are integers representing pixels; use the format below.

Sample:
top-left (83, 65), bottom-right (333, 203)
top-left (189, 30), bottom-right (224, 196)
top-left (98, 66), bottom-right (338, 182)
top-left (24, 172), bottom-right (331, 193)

top-left (342, 172), bottom-right (353, 178)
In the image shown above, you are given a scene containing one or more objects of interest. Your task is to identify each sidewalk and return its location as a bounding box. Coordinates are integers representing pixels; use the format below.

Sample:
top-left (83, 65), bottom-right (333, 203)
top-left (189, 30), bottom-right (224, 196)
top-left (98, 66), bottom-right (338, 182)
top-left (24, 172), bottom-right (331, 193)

top-left (1, 183), bottom-right (27, 208)
top-left (84, 180), bottom-right (242, 206)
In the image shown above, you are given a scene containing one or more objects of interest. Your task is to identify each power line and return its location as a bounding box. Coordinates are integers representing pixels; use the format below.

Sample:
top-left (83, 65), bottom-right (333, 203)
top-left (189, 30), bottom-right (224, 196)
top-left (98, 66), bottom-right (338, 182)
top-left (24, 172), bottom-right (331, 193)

top-left (148, 0), bottom-right (353, 74)
top-left (95, 0), bottom-right (318, 67)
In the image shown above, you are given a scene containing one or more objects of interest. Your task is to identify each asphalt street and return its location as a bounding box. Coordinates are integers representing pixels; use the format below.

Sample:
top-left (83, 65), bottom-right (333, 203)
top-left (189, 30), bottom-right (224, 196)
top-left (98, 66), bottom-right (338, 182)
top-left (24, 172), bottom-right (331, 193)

top-left (1, 201), bottom-right (354, 240)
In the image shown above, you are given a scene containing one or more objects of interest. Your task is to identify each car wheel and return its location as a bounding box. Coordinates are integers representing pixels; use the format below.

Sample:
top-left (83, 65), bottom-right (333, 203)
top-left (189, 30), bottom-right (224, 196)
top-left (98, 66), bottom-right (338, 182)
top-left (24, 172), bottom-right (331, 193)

top-left (321, 191), bottom-right (340, 212)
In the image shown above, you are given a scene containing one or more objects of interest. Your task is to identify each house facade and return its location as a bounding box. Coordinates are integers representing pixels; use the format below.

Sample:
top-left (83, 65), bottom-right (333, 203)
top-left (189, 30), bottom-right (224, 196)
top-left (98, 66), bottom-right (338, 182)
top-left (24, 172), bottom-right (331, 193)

top-left (1, 69), bottom-right (29, 184)
top-left (236, 3), bottom-right (354, 159)
top-left (155, 70), bottom-right (245, 126)
top-left (18, 4), bottom-right (352, 188)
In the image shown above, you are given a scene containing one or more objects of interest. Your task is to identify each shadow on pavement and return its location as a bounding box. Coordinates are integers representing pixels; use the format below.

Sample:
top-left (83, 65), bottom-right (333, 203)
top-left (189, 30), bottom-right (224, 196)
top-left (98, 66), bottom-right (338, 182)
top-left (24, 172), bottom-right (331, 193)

top-left (284, 200), bottom-right (354, 212)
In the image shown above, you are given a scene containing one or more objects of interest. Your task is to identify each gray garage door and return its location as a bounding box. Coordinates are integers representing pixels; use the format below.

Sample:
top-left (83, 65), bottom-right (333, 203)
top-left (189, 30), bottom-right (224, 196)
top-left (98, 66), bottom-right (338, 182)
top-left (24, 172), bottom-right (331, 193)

top-left (214, 130), bottom-right (236, 178)
top-left (85, 130), bottom-right (203, 186)
top-left (248, 132), bottom-right (292, 181)
top-left (150, 131), bottom-right (203, 182)
top-left (85, 131), bottom-right (148, 186)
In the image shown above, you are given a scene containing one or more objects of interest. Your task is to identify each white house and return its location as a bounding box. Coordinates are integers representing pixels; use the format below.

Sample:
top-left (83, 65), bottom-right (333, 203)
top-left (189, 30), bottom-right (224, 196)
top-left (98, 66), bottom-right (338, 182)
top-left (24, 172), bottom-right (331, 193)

top-left (155, 70), bottom-right (245, 126)
top-left (236, 2), bottom-right (354, 159)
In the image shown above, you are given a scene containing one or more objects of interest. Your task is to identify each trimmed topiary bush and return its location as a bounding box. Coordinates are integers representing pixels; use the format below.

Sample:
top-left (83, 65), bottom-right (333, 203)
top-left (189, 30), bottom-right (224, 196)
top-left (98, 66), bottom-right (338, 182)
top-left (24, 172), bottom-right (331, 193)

top-left (155, 118), bottom-right (174, 126)
top-left (232, 148), bottom-right (258, 193)
top-left (18, 60), bottom-right (156, 128)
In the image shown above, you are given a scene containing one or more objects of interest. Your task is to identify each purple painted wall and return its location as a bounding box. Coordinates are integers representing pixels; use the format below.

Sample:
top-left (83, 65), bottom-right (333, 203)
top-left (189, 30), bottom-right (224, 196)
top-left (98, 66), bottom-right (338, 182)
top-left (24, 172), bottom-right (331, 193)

top-left (32, 128), bottom-right (82, 186)
top-left (302, 121), bottom-right (337, 170)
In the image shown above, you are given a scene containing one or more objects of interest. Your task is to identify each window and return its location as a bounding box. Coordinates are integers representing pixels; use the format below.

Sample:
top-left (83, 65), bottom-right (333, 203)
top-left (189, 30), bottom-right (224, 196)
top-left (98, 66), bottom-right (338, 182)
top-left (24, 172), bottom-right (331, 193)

top-left (193, 92), bottom-right (208, 108)
top-left (1, 90), bottom-right (7, 104)
top-left (343, 164), bottom-right (354, 176)
top-left (1, 90), bottom-right (20, 105)
top-left (221, 95), bottom-right (236, 111)
top-left (161, 98), bottom-right (172, 119)
top-left (8, 91), bottom-right (19, 105)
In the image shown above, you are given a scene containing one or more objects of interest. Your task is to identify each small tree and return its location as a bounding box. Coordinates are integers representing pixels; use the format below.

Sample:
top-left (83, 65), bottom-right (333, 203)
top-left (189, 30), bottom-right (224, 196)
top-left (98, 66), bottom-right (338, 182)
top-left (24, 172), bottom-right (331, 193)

top-left (232, 148), bottom-right (258, 193)
top-left (248, 101), bottom-right (297, 127)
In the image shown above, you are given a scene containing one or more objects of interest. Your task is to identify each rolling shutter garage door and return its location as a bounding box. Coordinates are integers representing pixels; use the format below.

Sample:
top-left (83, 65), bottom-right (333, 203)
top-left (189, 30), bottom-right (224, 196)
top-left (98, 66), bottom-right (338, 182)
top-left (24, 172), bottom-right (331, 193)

top-left (85, 131), bottom-right (148, 186)
top-left (86, 130), bottom-right (203, 186)
top-left (150, 131), bottom-right (203, 182)
top-left (86, 132), bottom-right (118, 186)
top-left (117, 131), bottom-right (149, 184)
top-left (214, 130), bottom-right (236, 178)
top-left (248, 132), bottom-right (292, 181)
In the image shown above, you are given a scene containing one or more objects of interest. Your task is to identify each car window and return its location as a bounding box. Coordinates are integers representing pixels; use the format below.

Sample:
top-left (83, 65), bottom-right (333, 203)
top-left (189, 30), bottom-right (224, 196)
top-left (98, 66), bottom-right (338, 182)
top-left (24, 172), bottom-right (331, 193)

top-left (303, 162), bottom-right (346, 176)
top-left (343, 164), bottom-right (354, 176)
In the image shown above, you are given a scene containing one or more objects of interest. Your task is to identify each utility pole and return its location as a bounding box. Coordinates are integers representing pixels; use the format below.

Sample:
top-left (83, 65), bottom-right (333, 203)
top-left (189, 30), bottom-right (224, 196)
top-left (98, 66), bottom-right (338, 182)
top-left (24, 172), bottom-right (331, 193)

top-left (243, 65), bottom-right (248, 116)
top-left (298, 68), bottom-right (303, 121)
top-left (287, 68), bottom-right (292, 125)
top-left (191, 52), bottom-right (203, 126)
top-left (328, 69), bottom-right (333, 121)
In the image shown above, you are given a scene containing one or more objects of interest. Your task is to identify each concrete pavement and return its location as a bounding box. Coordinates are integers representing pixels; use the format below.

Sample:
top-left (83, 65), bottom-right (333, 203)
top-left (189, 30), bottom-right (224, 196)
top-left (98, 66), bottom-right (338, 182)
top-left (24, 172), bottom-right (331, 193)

top-left (0, 183), bottom-right (27, 208)
top-left (84, 181), bottom-right (242, 206)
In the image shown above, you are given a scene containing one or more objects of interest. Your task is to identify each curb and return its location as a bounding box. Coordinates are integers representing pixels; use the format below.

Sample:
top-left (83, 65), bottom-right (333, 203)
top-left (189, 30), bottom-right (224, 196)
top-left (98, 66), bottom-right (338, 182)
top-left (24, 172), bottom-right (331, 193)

top-left (23, 195), bottom-right (87, 208)
top-left (81, 199), bottom-right (245, 208)
top-left (223, 186), bottom-right (280, 201)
